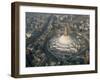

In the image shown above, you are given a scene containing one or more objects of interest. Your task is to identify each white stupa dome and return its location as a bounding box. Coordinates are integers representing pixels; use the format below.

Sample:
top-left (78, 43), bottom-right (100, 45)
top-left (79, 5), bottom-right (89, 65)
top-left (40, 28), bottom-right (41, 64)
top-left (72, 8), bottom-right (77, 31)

top-left (58, 35), bottom-right (72, 45)
top-left (48, 27), bottom-right (78, 53)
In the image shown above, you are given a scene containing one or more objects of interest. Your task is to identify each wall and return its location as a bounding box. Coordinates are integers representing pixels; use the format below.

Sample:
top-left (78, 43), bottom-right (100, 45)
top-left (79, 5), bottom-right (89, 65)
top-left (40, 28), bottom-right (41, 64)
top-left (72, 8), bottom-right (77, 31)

top-left (0, 0), bottom-right (99, 80)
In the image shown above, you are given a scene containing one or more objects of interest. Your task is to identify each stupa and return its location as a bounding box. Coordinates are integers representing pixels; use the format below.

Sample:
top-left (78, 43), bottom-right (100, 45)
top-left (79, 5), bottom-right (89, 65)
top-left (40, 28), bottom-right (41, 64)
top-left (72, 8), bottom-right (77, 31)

top-left (47, 25), bottom-right (79, 54)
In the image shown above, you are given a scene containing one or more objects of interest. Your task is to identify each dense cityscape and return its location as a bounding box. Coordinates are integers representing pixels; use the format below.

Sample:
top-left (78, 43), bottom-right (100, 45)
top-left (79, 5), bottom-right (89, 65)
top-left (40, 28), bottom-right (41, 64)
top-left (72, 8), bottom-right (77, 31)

top-left (26, 12), bottom-right (90, 67)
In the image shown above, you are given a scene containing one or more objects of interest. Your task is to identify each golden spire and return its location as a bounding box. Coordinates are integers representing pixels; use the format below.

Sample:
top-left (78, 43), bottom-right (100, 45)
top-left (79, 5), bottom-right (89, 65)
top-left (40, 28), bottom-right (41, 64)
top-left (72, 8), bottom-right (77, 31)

top-left (64, 27), bottom-right (68, 36)
top-left (64, 23), bottom-right (70, 36)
